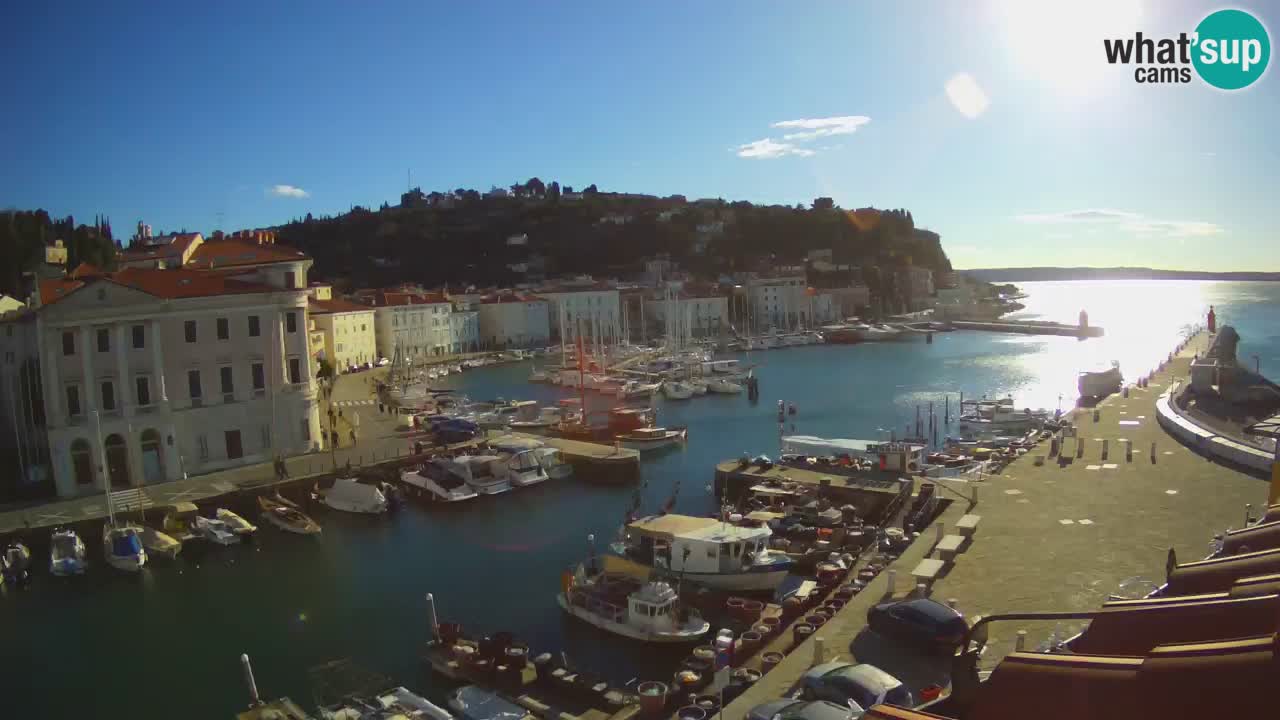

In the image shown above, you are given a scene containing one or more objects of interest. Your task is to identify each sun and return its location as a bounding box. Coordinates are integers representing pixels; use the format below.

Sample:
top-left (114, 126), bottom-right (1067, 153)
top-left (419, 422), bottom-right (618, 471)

top-left (994, 0), bottom-right (1144, 97)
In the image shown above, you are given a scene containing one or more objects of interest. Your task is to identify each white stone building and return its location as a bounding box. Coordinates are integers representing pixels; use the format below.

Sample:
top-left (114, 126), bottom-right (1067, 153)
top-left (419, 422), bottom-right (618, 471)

top-left (537, 285), bottom-right (622, 343)
top-left (30, 261), bottom-right (321, 499)
top-left (746, 275), bottom-right (812, 330)
top-left (362, 289), bottom-right (453, 360)
top-left (308, 297), bottom-right (377, 370)
top-left (477, 293), bottom-right (551, 349)
top-left (643, 292), bottom-right (729, 338)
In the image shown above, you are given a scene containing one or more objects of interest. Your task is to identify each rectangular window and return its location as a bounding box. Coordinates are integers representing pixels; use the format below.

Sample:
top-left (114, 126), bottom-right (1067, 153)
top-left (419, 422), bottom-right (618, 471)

top-left (136, 376), bottom-right (151, 406)
top-left (252, 362), bottom-right (265, 391)
top-left (225, 429), bottom-right (243, 460)
top-left (132, 324), bottom-right (145, 349)
top-left (196, 434), bottom-right (209, 460)
top-left (216, 317), bottom-right (229, 340)
top-left (101, 381), bottom-right (116, 411)
top-left (220, 366), bottom-right (234, 398)
top-left (187, 369), bottom-right (202, 401)
top-left (301, 418), bottom-right (310, 442)
top-left (285, 312), bottom-right (297, 333)
top-left (248, 315), bottom-right (260, 337)
top-left (260, 424), bottom-right (271, 450)
top-left (96, 328), bottom-right (109, 352)
top-left (284, 271), bottom-right (296, 289)
top-left (66, 385), bottom-right (81, 417)
top-left (184, 320), bottom-right (197, 343)
top-left (288, 358), bottom-right (301, 384)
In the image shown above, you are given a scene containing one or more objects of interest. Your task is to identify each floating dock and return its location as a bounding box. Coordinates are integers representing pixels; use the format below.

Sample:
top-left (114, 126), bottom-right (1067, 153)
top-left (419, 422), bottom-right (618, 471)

top-left (950, 319), bottom-right (1104, 337)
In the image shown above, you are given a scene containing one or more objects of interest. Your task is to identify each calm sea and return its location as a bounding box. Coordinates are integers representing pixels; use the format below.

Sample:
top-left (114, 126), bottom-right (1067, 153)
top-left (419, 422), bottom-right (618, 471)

top-left (2, 280), bottom-right (1277, 719)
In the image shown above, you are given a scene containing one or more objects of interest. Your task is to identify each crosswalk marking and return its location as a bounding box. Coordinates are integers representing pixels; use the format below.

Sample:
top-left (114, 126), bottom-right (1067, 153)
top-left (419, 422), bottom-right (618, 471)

top-left (333, 399), bottom-right (377, 407)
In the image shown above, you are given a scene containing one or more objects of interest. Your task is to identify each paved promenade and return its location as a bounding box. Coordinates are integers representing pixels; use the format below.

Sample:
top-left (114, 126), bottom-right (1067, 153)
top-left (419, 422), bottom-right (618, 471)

top-left (722, 329), bottom-right (1273, 718)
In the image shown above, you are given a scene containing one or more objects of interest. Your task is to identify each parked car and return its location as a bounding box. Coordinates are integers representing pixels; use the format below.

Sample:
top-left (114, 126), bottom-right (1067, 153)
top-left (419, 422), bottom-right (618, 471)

top-left (375, 357), bottom-right (390, 367)
top-left (746, 699), bottom-right (863, 720)
top-left (866, 597), bottom-right (968, 653)
top-left (801, 662), bottom-right (913, 710)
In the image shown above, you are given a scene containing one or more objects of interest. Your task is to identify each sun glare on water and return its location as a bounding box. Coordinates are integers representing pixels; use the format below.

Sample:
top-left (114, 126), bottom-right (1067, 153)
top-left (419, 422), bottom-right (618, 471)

top-left (995, 0), bottom-right (1144, 97)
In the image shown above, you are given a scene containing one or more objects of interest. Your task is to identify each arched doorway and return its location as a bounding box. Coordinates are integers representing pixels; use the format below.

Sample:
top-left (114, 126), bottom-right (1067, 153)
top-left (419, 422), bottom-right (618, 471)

top-left (103, 434), bottom-right (131, 489)
top-left (70, 439), bottom-right (95, 488)
top-left (140, 429), bottom-right (165, 485)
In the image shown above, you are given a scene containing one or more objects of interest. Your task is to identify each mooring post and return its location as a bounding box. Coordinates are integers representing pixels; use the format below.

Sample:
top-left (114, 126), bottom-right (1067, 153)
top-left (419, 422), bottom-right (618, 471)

top-left (426, 592), bottom-right (439, 642)
top-left (241, 653), bottom-right (261, 706)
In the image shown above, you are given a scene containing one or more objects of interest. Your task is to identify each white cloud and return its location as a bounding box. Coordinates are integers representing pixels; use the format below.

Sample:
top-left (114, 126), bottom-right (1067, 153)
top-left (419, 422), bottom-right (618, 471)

top-left (772, 115), bottom-right (870, 141)
top-left (735, 138), bottom-right (815, 159)
top-left (268, 184), bottom-right (310, 199)
top-left (945, 73), bottom-right (989, 119)
top-left (1013, 209), bottom-right (1224, 237)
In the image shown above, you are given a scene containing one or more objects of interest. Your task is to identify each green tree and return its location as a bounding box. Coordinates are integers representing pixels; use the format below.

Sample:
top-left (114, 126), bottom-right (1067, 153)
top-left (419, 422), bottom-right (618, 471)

top-left (317, 357), bottom-right (335, 382)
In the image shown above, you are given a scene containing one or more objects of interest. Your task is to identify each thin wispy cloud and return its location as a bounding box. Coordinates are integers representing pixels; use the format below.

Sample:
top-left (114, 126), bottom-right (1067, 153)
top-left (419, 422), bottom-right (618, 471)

top-left (268, 184), bottom-right (310, 199)
top-left (735, 139), bottom-right (815, 159)
top-left (773, 115), bottom-right (870, 141)
top-left (945, 73), bottom-right (989, 119)
top-left (735, 115), bottom-right (869, 160)
top-left (1014, 209), bottom-right (1224, 237)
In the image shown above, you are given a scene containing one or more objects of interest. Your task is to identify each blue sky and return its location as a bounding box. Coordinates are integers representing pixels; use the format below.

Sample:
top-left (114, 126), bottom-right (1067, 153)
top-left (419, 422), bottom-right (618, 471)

top-left (2, 0), bottom-right (1277, 270)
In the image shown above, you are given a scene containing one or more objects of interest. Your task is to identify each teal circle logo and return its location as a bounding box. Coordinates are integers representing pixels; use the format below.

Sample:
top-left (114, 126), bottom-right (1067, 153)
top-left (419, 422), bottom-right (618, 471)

top-left (1193, 9), bottom-right (1270, 90)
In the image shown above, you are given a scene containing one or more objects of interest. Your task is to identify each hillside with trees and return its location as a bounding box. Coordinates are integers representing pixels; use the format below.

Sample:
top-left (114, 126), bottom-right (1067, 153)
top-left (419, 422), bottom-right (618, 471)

top-left (0, 211), bottom-right (117, 297)
top-left (274, 180), bottom-right (952, 292)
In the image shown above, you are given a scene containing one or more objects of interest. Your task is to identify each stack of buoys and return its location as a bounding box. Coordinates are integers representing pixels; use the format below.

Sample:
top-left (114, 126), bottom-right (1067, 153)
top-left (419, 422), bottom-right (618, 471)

top-left (761, 651), bottom-right (785, 673)
top-left (673, 669), bottom-right (703, 695)
top-left (835, 584), bottom-right (858, 601)
top-left (806, 612), bottom-right (828, 628)
top-left (676, 706), bottom-right (706, 720)
top-left (733, 667), bottom-right (763, 686)
top-left (725, 596), bottom-right (746, 619)
top-left (738, 630), bottom-right (763, 659)
top-left (761, 615), bottom-right (781, 635)
top-left (816, 561), bottom-right (843, 585)
top-left (637, 681), bottom-right (669, 717)
top-left (752, 623), bottom-right (773, 640)
top-left (782, 595), bottom-right (804, 618)
top-left (695, 695), bottom-right (720, 712)
top-left (742, 599), bottom-right (765, 623)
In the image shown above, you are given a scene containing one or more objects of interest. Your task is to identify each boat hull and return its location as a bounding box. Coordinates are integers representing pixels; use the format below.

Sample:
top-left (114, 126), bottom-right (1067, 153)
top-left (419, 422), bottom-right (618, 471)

top-left (556, 594), bottom-right (709, 643)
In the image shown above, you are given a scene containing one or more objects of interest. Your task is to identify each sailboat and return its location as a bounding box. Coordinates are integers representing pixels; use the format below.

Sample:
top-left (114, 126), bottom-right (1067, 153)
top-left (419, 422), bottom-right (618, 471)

top-left (93, 411), bottom-right (148, 572)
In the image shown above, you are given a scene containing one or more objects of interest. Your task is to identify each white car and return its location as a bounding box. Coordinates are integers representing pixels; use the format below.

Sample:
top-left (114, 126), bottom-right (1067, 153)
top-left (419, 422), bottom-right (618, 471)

top-left (375, 357), bottom-right (390, 367)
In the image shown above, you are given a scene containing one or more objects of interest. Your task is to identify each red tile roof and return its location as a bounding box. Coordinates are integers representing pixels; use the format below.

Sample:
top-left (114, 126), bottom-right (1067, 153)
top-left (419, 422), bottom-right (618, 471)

top-left (119, 232), bottom-right (203, 262)
top-left (357, 290), bottom-right (449, 307)
top-left (186, 239), bottom-right (308, 269)
top-left (69, 262), bottom-right (101, 279)
top-left (39, 268), bottom-right (283, 306)
top-left (309, 298), bottom-right (375, 315)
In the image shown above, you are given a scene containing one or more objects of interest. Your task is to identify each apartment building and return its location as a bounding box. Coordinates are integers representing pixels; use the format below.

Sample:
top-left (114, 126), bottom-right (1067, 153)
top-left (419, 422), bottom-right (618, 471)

top-left (477, 293), bottom-right (550, 348)
top-left (537, 284), bottom-right (622, 343)
top-left (359, 289), bottom-right (453, 360)
top-left (309, 298), bottom-right (377, 370)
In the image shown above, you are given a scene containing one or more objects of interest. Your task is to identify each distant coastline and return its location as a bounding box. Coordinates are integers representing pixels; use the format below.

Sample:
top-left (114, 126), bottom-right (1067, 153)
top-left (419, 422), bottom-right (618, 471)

top-left (962, 267), bottom-right (1280, 283)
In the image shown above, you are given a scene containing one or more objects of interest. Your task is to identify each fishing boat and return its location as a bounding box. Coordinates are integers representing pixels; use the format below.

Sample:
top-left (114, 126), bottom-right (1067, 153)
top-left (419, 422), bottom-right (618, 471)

top-left (558, 566), bottom-right (710, 643)
top-left (103, 523), bottom-right (147, 572)
top-left (139, 526), bottom-right (183, 560)
top-left (508, 405), bottom-right (563, 433)
top-left (706, 377), bottom-right (743, 394)
top-left (49, 528), bottom-right (88, 576)
top-left (611, 514), bottom-right (793, 592)
top-left (958, 397), bottom-right (1046, 434)
top-left (400, 462), bottom-right (481, 503)
top-left (314, 477), bottom-right (390, 514)
top-left (662, 381), bottom-right (694, 400)
top-left (617, 426), bottom-right (688, 452)
top-left (195, 515), bottom-right (241, 545)
top-left (258, 495), bottom-right (323, 534)
top-left (1079, 361), bottom-right (1123, 400)
top-left (217, 508), bottom-right (258, 537)
top-left (2, 541), bottom-right (32, 583)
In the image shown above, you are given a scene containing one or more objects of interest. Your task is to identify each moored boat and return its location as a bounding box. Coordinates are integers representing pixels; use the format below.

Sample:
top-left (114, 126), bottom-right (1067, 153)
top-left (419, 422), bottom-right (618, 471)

top-left (216, 508), bottom-right (258, 537)
top-left (617, 426), bottom-right (688, 452)
top-left (611, 514), bottom-right (793, 592)
top-left (49, 528), bottom-right (88, 576)
top-left (103, 523), bottom-right (148, 572)
top-left (706, 377), bottom-right (743, 394)
top-left (662, 381), bottom-right (694, 400)
top-left (558, 566), bottom-right (710, 643)
top-left (258, 495), bottom-right (323, 534)
top-left (139, 525), bottom-right (183, 560)
top-left (1079, 362), bottom-right (1123, 400)
top-left (534, 447), bottom-right (574, 480)
top-left (401, 462), bottom-right (481, 503)
top-left (195, 515), bottom-right (241, 545)
top-left (3, 541), bottom-right (33, 583)
top-left (314, 477), bottom-right (390, 514)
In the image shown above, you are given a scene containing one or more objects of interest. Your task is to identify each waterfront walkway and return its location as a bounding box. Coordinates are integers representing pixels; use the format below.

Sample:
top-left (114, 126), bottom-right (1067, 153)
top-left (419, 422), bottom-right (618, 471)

top-left (721, 329), bottom-right (1273, 718)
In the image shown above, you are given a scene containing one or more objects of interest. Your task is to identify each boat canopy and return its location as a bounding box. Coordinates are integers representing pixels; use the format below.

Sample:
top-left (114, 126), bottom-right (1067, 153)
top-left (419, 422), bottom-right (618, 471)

top-left (782, 435), bottom-right (926, 458)
top-left (167, 502), bottom-right (198, 516)
top-left (112, 532), bottom-right (142, 557)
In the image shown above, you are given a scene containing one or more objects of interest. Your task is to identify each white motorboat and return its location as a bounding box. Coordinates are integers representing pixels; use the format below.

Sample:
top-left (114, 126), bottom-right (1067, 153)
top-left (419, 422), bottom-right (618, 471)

top-left (688, 379), bottom-right (708, 395)
top-left (559, 567), bottom-right (710, 643)
top-left (194, 515), bottom-right (241, 545)
top-left (958, 397), bottom-right (1046, 434)
top-left (611, 514), bottom-right (794, 592)
top-left (139, 525), bottom-right (183, 560)
top-left (617, 427), bottom-right (688, 452)
top-left (586, 374), bottom-right (624, 394)
top-left (103, 523), bottom-right (148, 572)
top-left (315, 477), bottom-right (390, 514)
top-left (1079, 362), bottom-right (1123, 399)
top-left (617, 380), bottom-right (662, 400)
top-left (706, 377), bottom-right (743, 394)
top-left (49, 528), bottom-right (88, 576)
top-left (534, 447), bottom-right (574, 480)
top-left (216, 508), bottom-right (257, 537)
top-left (662, 381), bottom-right (694, 400)
top-left (401, 464), bottom-right (480, 503)
top-left (430, 456), bottom-right (513, 495)
top-left (3, 541), bottom-right (33, 583)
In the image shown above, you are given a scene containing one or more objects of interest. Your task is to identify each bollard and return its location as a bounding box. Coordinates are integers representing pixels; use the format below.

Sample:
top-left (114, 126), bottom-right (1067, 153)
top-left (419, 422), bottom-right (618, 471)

top-left (887, 569), bottom-right (897, 595)
top-left (426, 593), bottom-right (439, 641)
top-left (972, 484), bottom-right (980, 505)
top-left (1246, 504), bottom-right (1254, 527)
top-left (935, 523), bottom-right (944, 545)
top-left (916, 583), bottom-right (927, 597)
top-left (1151, 441), bottom-right (1156, 462)
top-left (812, 637), bottom-right (825, 667)
top-left (241, 653), bottom-right (261, 706)
top-left (1125, 441), bottom-right (1132, 463)
top-left (1015, 630), bottom-right (1027, 652)
top-left (1102, 439), bottom-right (1109, 461)
top-left (1076, 438), bottom-right (1084, 458)
top-left (947, 598), bottom-right (958, 610)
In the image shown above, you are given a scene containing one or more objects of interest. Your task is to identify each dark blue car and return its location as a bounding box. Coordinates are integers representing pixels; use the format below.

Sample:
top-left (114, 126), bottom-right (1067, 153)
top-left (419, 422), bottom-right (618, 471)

top-left (866, 597), bottom-right (968, 653)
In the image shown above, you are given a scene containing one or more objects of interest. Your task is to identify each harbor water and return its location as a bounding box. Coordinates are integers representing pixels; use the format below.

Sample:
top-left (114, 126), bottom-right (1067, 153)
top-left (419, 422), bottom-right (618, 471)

top-left (3, 281), bottom-right (1279, 719)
